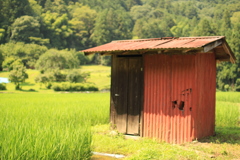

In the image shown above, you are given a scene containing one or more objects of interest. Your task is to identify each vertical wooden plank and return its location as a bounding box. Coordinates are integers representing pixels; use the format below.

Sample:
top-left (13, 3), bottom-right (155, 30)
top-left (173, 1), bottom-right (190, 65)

top-left (127, 57), bottom-right (143, 135)
top-left (111, 56), bottom-right (129, 134)
top-left (110, 55), bottom-right (116, 128)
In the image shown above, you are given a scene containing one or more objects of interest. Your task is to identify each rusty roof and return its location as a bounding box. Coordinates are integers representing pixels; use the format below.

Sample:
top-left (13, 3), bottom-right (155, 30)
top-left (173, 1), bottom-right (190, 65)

top-left (82, 36), bottom-right (236, 63)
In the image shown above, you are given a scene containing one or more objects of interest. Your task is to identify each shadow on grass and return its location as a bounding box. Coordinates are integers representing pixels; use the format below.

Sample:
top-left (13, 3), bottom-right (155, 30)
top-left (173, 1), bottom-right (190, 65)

top-left (20, 89), bottom-right (38, 92)
top-left (199, 127), bottom-right (240, 144)
top-left (21, 82), bottom-right (35, 86)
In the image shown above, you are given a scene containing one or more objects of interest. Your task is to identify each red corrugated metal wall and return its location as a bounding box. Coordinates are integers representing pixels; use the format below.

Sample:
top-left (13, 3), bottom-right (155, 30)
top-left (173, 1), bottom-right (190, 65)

top-left (143, 53), bottom-right (216, 143)
top-left (194, 53), bottom-right (216, 139)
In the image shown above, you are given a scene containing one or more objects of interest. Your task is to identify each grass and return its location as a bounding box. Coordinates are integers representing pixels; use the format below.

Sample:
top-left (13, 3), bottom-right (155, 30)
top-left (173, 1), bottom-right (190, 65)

top-left (0, 65), bottom-right (111, 92)
top-left (0, 93), bottom-right (109, 160)
top-left (0, 67), bottom-right (239, 159)
top-left (80, 65), bottom-right (111, 91)
top-left (91, 92), bottom-right (240, 160)
top-left (216, 92), bottom-right (240, 128)
top-left (0, 92), bottom-right (239, 160)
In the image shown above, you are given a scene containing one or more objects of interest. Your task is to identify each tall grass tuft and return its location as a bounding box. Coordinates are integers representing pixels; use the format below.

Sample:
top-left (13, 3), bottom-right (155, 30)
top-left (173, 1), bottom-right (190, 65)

top-left (216, 92), bottom-right (240, 128)
top-left (216, 92), bottom-right (240, 103)
top-left (0, 93), bottom-right (109, 159)
top-left (216, 101), bottom-right (240, 128)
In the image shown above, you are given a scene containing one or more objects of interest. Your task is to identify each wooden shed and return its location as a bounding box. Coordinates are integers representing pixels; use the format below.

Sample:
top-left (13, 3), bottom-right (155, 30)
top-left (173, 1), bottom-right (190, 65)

top-left (82, 36), bottom-right (236, 144)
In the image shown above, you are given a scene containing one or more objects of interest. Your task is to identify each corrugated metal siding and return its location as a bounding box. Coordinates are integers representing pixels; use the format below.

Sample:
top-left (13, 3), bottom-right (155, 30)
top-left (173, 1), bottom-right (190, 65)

top-left (143, 54), bottom-right (172, 141)
top-left (194, 53), bottom-right (216, 139)
top-left (143, 53), bottom-right (215, 143)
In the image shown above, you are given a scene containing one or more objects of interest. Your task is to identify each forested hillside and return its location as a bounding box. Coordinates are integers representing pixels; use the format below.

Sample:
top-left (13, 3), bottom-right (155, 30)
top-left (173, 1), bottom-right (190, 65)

top-left (0, 0), bottom-right (239, 91)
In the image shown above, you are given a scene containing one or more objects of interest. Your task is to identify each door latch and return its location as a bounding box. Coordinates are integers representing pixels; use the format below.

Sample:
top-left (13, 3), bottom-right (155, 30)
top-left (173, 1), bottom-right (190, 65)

top-left (115, 94), bottom-right (120, 96)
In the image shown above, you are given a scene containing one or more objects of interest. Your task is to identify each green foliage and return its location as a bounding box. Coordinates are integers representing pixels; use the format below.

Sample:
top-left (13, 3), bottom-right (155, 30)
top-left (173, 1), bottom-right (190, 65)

top-left (28, 37), bottom-right (50, 46)
top-left (2, 57), bottom-right (16, 71)
top-left (52, 69), bottom-right (67, 82)
top-left (35, 73), bottom-right (54, 88)
top-left (8, 64), bottom-right (28, 90)
top-left (0, 49), bottom-right (3, 71)
top-left (52, 82), bottom-right (98, 91)
top-left (75, 52), bottom-right (90, 65)
top-left (0, 0), bottom-right (34, 43)
top-left (66, 69), bottom-right (90, 83)
top-left (133, 18), bottom-right (164, 38)
top-left (0, 28), bottom-right (5, 43)
top-left (92, 7), bottom-right (133, 45)
top-left (35, 49), bottom-right (79, 72)
top-left (101, 56), bottom-right (111, 66)
top-left (2, 58), bottom-right (23, 71)
top-left (0, 0), bottom-right (240, 90)
top-left (235, 79), bottom-right (240, 91)
top-left (0, 42), bottom-right (48, 68)
top-left (191, 19), bottom-right (215, 36)
top-left (41, 12), bottom-right (74, 49)
top-left (68, 3), bottom-right (97, 50)
top-left (0, 83), bottom-right (6, 90)
top-left (10, 16), bottom-right (41, 43)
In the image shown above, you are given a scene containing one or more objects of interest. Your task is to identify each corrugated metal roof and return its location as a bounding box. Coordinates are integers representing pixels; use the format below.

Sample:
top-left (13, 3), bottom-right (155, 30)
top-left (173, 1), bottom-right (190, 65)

top-left (82, 36), bottom-right (223, 53)
top-left (82, 36), bottom-right (236, 63)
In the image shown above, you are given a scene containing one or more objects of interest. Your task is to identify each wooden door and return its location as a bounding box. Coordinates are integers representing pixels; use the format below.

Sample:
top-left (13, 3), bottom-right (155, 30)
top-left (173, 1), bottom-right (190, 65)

top-left (111, 55), bottom-right (143, 135)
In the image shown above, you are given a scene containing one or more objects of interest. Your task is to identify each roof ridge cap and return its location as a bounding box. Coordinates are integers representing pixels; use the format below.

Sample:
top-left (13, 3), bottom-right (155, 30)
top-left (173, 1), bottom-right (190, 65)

top-left (112, 37), bottom-right (178, 43)
top-left (178, 36), bottom-right (225, 40)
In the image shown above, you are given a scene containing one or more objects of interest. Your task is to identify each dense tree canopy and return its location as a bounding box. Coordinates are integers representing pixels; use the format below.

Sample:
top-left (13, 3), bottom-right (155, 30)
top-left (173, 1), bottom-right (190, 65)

top-left (0, 0), bottom-right (239, 91)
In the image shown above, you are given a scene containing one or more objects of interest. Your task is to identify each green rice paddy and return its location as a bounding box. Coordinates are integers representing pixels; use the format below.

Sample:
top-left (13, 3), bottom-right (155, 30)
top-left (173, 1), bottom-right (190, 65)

top-left (0, 93), bottom-right (109, 160)
top-left (0, 67), bottom-right (239, 159)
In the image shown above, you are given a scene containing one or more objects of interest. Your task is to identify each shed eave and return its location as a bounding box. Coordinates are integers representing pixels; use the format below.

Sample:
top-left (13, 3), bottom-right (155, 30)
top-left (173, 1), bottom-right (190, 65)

top-left (83, 48), bottom-right (204, 56)
top-left (81, 36), bottom-right (236, 63)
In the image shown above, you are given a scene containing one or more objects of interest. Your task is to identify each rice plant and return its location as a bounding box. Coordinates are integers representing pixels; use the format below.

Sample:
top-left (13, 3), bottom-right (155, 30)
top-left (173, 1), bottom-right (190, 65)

top-left (0, 93), bottom-right (109, 160)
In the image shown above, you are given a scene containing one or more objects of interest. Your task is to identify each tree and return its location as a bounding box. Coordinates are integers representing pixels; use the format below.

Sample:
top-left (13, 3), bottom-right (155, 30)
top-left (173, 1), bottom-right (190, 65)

top-left (0, 42), bottom-right (48, 68)
top-left (2, 58), bottom-right (23, 71)
top-left (191, 19), bottom-right (215, 36)
top-left (35, 49), bottom-right (79, 73)
top-left (124, 0), bottom-right (142, 11)
top-left (184, 2), bottom-right (198, 19)
top-left (41, 12), bottom-right (73, 49)
top-left (133, 18), bottom-right (165, 38)
top-left (222, 10), bottom-right (232, 37)
top-left (35, 72), bottom-right (54, 88)
top-left (0, 0), bottom-right (34, 42)
top-left (0, 49), bottom-right (3, 71)
top-left (68, 4), bottom-right (97, 50)
top-left (29, 0), bottom-right (43, 17)
top-left (66, 69), bottom-right (90, 83)
top-left (130, 5), bottom-right (161, 21)
top-left (216, 22), bottom-right (240, 91)
top-left (2, 57), bottom-right (16, 71)
top-left (10, 16), bottom-right (41, 43)
top-left (0, 28), bottom-right (5, 43)
top-left (75, 51), bottom-right (90, 65)
top-left (45, 0), bottom-right (68, 14)
top-left (9, 64), bottom-right (28, 90)
top-left (92, 7), bottom-right (133, 45)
